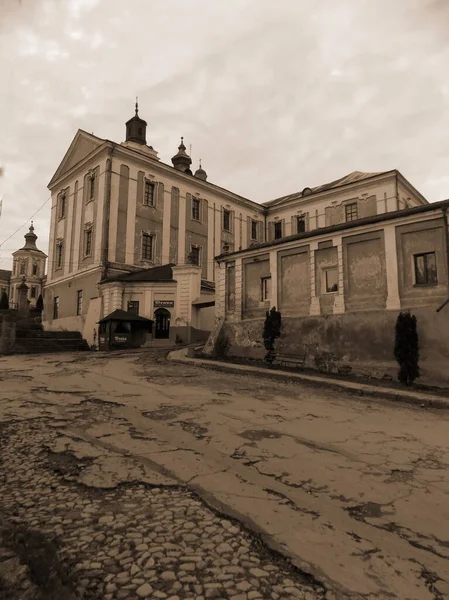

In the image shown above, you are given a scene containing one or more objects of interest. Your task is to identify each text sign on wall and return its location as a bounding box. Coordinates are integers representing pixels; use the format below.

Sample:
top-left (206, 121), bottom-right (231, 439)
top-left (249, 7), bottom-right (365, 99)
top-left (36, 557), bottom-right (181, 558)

top-left (154, 300), bottom-right (174, 308)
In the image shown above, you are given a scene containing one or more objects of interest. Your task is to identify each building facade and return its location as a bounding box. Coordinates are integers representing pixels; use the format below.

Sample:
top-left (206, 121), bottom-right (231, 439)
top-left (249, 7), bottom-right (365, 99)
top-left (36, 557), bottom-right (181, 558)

top-left (43, 104), bottom-right (429, 346)
top-left (214, 199), bottom-right (449, 387)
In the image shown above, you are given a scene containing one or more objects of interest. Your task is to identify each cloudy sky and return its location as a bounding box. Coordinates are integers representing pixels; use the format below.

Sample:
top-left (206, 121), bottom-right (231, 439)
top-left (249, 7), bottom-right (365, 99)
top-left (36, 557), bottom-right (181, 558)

top-left (1, 0), bottom-right (448, 270)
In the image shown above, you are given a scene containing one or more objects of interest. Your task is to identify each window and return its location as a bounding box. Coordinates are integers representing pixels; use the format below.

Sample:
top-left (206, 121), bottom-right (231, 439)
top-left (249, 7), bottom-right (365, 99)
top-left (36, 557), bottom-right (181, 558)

top-left (76, 290), bottom-right (83, 316)
top-left (325, 268), bottom-right (338, 293)
top-left (144, 181), bottom-right (155, 206)
top-left (251, 220), bottom-right (258, 241)
top-left (127, 301), bottom-right (139, 315)
top-left (345, 203), bottom-right (358, 222)
top-left (32, 263), bottom-right (38, 276)
top-left (190, 245), bottom-right (201, 266)
top-left (223, 209), bottom-right (231, 232)
top-left (56, 242), bottom-right (63, 268)
top-left (59, 194), bottom-right (66, 219)
top-left (296, 216), bottom-right (306, 233)
top-left (89, 174), bottom-right (95, 200)
top-left (414, 252), bottom-right (437, 285)
top-left (30, 286), bottom-right (37, 299)
top-left (53, 296), bottom-right (59, 319)
top-left (20, 262), bottom-right (26, 275)
top-left (192, 198), bottom-right (201, 221)
top-left (274, 221), bottom-right (283, 239)
top-left (84, 229), bottom-right (92, 257)
top-left (142, 233), bottom-right (153, 261)
top-left (261, 276), bottom-right (271, 301)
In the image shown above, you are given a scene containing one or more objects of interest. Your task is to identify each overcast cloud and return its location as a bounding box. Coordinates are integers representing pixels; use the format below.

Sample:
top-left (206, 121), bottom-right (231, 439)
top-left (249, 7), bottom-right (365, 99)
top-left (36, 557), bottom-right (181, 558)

top-left (1, 0), bottom-right (448, 269)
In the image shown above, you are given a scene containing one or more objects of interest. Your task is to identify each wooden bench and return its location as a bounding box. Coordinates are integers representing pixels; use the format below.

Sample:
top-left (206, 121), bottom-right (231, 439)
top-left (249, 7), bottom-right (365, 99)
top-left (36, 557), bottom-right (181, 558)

top-left (275, 351), bottom-right (308, 370)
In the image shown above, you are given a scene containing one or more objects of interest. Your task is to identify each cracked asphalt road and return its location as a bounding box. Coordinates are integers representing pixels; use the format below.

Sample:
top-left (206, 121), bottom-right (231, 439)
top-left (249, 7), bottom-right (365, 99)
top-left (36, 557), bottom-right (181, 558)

top-left (0, 350), bottom-right (448, 600)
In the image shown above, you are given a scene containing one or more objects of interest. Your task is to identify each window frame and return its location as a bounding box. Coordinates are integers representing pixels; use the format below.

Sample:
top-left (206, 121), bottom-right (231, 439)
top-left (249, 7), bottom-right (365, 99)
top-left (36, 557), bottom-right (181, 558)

top-left (192, 198), bottom-right (201, 222)
top-left (324, 267), bottom-right (338, 294)
top-left (19, 261), bottom-right (26, 276)
top-left (223, 209), bottom-right (232, 232)
top-left (56, 242), bottom-right (63, 269)
top-left (76, 290), bottom-right (83, 316)
top-left (413, 251), bottom-right (438, 286)
top-left (274, 221), bottom-right (283, 240)
top-left (127, 300), bottom-right (139, 315)
top-left (32, 263), bottom-right (38, 276)
top-left (88, 173), bottom-right (95, 201)
top-left (296, 215), bottom-right (306, 234)
top-left (84, 227), bottom-right (93, 258)
top-left (345, 202), bottom-right (358, 222)
top-left (189, 244), bottom-right (201, 266)
top-left (53, 296), bottom-right (59, 319)
top-left (143, 180), bottom-right (155, 207)
top-left (251, 219), bottom-right (258, 241)
top-left (58, 192), bottom-right (66, 220)
top-left (30, 286), bottom-right (37, 299)
top-left (141, 232), bottom-right (154, 262)
top-left (260, 276), bottom-right (272, 302)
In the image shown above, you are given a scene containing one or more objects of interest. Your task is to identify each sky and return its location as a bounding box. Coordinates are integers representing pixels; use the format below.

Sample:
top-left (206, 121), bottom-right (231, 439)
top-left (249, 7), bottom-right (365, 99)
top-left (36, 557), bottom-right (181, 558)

top-left (0, 0), bottom-right (449, 270)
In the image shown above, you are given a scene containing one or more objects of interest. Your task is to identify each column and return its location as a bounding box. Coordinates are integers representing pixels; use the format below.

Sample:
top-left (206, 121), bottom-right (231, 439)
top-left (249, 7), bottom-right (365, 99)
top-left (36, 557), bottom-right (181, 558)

top-left (161, 183), bottom-right (171, 266)
top-left (269, 249), bottom-right (278, 309)
top-left (125, 168), bottom-right (137, 265)
top-left (333, 235), bottom-right (345, 314)
top-left (309, 241), bottom-right (320, 315)
top-left (214, 261), bottom-right (226, 320)
top-left (384, 224), bottom-right (401, 310)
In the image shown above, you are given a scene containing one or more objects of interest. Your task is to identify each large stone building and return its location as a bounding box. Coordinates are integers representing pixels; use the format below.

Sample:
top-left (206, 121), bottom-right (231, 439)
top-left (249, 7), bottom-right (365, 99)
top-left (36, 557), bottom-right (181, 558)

top-left (43, 104), bottom-right (431, 347)
top-left (214, 194), bottom-right (449, 386)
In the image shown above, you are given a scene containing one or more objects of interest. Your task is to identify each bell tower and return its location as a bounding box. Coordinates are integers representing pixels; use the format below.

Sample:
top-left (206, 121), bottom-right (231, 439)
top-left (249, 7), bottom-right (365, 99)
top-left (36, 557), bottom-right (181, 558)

top-left (125, 98), bottom-right (147, 145)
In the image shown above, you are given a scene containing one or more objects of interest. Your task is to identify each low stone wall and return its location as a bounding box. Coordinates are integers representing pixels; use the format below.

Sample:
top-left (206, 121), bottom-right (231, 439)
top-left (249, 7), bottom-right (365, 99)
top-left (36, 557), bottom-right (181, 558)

top-left (222, 307), bottom-right (449, 387)
top-left (0, 312), bottom-right (16, 355)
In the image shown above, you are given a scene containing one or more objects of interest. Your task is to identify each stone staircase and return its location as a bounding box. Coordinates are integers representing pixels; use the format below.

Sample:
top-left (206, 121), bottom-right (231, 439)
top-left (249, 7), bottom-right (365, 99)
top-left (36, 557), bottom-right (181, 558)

top-left (13, 325), bottom-right (90, 354)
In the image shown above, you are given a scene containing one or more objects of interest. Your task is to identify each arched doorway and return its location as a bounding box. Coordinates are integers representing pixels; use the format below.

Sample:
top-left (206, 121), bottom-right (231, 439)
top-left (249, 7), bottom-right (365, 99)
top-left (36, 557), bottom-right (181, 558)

top-left (154, 308), bottom-right (171, 339)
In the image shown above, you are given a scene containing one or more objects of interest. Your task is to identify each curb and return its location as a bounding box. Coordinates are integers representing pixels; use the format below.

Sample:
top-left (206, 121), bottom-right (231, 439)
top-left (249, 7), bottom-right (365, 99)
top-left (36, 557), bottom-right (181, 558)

top-left (167, 353), bottom-right (449, 410)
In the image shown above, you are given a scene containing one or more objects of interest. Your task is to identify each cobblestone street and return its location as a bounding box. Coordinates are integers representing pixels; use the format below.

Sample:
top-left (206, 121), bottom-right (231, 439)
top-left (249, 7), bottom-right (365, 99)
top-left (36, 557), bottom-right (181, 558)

top-left (1, 350), bottom-right (448, 600)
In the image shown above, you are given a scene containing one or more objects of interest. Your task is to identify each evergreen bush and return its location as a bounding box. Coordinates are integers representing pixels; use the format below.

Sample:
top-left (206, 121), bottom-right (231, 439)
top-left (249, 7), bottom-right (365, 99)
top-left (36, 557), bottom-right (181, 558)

top-left (262, 306), bottom-right (282, 364)
top-left (394, 311), bottom-right (420, 385)
top-left (36, 294), bottom-right (44, 312)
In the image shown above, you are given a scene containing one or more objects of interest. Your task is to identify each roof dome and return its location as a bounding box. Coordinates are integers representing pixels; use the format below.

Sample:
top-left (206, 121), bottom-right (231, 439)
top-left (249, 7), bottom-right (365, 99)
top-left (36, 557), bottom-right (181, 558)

top-left (171, 137), bottom-right (192, 173)
top-left (194, 159), bottom-right (207, 181)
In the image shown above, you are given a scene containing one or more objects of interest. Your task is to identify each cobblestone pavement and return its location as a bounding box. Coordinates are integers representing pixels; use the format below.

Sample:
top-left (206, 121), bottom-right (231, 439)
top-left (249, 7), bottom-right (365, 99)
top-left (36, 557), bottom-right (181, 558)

top-left (0, 417), bottom-right (323, 600)
top-left (1, 350), bottom-right (448, 600)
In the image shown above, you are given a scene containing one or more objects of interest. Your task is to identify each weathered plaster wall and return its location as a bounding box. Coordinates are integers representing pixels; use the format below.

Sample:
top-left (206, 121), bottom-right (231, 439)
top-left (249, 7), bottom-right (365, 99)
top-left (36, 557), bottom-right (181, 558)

top-left (278, 247), bottom-right (310, 315)
top-left (185, 193), bottom-right (208, 278)
top-left (344, 231), bottom-right (386, 311)
top-left (315, 246), bottom-right (337, 315)
top-left (396, 218), bottom-right (448, 307)
top-left (242, 255), bottom-right (270, 318)
top-left (134, 173), bottom-right (164, 265)
top-left (223, 307), bottom-right (449, 387)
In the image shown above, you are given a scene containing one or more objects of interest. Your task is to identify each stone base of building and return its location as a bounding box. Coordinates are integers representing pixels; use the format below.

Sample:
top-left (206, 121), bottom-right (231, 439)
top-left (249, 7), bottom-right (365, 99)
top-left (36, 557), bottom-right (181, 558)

top-left (219, 307), bottom-right (449, 388)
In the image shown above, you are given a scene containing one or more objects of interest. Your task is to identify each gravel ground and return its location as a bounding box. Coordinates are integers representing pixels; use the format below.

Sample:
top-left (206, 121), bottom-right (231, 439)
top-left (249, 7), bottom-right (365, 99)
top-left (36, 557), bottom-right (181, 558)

top-left (0, 418), bottom-right (324, 600)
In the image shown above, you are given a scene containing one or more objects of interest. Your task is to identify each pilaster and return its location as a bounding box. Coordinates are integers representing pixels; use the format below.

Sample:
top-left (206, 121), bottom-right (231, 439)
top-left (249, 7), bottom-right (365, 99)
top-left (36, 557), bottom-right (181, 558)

top-left (384, 224), bottom-right (401, 310)
top-left (269, 249), bottom-right (278, 309)
top-left (333, 235), bottom-right (345, 314)
top-left (309, 241), bottom-right (320, 315)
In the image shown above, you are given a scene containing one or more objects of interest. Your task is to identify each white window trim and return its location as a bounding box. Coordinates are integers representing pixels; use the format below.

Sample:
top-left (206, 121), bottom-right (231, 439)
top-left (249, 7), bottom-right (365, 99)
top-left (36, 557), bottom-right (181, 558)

top-left (322, 267), bottom-right (338, 294)
top-left (143, 178), bottom-right (156, 207)
top-left (250, 219), bottom-right (258, 241)
top-left (223, 209), bottom-right (232, 233)
top-left (189, 244), bottom-right (202, 267)
top-left (87, 170), bottom-right (96, 203)
top-left (83, 223), bottom-right (93, 258)
top-left (141, 231), bottom-right (155, 262)
top-left (58, 191), bottom-right (67, 220)
top-left (296, 214), bottom-right (306, 233)
top-left (260, 276), bottom-right (271, 302)
top-left (412, 251), bottom-right (438, 287)
top-left (192, 198), bottom-right (201, 222)
top-left (55, 239), bottom-right (64, 269)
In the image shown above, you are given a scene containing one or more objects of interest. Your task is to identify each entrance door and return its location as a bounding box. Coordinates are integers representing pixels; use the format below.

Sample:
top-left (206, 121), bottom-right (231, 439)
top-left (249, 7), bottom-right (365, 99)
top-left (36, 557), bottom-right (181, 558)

top-left (154, 308), bottom-right (170, 339)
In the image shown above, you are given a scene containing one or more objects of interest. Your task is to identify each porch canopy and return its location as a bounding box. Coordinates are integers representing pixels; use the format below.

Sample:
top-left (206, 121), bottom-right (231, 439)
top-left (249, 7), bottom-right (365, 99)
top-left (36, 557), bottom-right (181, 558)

top-left (98, 309), bottom-right (154, 326)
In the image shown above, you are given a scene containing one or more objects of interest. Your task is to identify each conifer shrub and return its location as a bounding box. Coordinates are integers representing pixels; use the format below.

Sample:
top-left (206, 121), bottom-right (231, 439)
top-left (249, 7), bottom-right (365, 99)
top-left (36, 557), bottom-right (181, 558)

top-left (262, 306), bottom-right (282, 364)
top-left (0, 291), bottom-right (8, 310)
top-left (394, 311), bottom-right (420, 385)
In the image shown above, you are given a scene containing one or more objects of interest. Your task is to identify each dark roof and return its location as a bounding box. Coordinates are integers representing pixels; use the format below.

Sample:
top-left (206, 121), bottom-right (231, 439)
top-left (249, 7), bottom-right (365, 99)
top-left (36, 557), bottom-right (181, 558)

top-left (263, 170), bottom-right (394, 207)
top-left (218, 198), bottom-right (449, 260)
top-left (103, 264), bottom-right (176, 283)
top-left (98, 309), bottom-right (154, 324)
top-left (0, 269), bottom-right (11, 280)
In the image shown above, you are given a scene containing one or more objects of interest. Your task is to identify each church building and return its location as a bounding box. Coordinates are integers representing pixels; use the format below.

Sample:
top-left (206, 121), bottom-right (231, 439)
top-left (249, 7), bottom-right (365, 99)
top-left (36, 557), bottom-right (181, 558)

top-left (43, 104), bottom-right (430, 348)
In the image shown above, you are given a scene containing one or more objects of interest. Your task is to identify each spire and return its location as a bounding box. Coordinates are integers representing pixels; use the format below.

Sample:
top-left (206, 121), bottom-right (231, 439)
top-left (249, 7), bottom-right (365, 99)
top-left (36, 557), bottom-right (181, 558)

top-left (172, 136), bottom-right (193, 173)
top-left (194, 157), bottom-right (208, 181)
top-left (21, 221), bottom-right (39, 250)
top-left (125, 99), bottom-right (147, 145)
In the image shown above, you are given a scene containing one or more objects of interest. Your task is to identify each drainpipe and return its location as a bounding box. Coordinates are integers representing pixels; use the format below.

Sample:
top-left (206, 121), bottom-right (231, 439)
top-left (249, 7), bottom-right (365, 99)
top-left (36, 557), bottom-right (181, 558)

top-left (101, 143), bottom-right (115, 281)
top-left (436, 207), bottom-right (449, 312)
